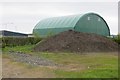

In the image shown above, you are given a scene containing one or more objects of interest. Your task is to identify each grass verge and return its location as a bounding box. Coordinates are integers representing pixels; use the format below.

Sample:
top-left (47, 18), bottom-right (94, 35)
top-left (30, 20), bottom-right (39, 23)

top-left (2, 45), bottom-right (34, 53)
top-left (2, 45), bottom-right (118, 78)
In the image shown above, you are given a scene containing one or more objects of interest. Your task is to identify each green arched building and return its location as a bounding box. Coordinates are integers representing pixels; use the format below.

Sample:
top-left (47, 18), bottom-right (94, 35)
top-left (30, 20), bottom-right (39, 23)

top-left (33, 13), bottom-right (110, 37)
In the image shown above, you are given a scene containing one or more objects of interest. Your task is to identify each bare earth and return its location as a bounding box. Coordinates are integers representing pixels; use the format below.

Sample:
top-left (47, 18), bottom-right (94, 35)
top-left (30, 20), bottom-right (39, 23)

top-left (2, 57), bottom-right (56, 78)
top-left (33, 30), bottom-right (118, 52)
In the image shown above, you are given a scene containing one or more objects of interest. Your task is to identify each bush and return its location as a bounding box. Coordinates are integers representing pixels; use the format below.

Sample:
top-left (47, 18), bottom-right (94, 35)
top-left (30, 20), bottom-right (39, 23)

top-left (1, 37), bottom-right (42, 48)
top-left (112, 35), bottom-right (120, 44)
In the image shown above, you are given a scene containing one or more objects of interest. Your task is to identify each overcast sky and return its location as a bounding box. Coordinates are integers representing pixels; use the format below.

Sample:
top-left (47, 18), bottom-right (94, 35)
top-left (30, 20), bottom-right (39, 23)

top-left (0, 1), bottom-right (118, 35)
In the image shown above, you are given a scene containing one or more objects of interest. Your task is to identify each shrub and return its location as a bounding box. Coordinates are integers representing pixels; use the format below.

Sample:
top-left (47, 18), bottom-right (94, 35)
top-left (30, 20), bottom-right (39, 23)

top-left (112, 35), bottom-right (120, 44)
top-left (1, 37), bottom-right (42, 48)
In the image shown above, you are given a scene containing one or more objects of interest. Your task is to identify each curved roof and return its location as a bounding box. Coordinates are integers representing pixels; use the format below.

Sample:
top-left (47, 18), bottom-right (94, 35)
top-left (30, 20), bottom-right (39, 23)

top-left (33, 13), bottom-right (110, 37)
top-left (34, 13), bottom-right (109, 30)
top-left (34, 14), bottom-right (84, 29)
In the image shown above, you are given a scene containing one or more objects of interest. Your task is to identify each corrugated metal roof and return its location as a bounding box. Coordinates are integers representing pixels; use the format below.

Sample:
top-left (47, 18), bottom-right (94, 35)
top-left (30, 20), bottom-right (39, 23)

top-left (34, 14), bottom-right (84, 29)
top-left (0, 30), bottom-right (28, 37)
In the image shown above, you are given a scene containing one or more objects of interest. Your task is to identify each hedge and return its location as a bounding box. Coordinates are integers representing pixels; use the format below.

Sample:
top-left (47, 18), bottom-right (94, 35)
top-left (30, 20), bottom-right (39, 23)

top-left (1, 35), bottom-right (119, 48)
top-left (112, 35), bottom-right (120, 44)
top-left (1, 37), bottom-right (42, 48)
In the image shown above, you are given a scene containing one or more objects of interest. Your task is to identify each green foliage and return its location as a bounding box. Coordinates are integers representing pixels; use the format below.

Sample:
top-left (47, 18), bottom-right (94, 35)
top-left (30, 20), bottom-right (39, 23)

top-left (112, 34), bottom-right (120, 44)
top-left (1, 37), bottom-right (42, 48)
top-left (33, 32), bottom-right (41, 37)
top-left (3, 45), bottom-right (34, 53)
top-left (46, 31), bottom-right (54, 37)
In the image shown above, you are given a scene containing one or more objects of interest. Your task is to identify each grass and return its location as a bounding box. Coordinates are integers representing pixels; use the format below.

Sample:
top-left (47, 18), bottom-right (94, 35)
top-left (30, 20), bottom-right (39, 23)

top-left (0, 54), bottom-right (2, 79)
top-left (36, 52), bottom-right (118, 78)
top-left (54, 69), bottom-right (118, 78)
top-left (36, 52), bottom-right (118, 66)
top-left (2, 45), bottom-right (118, 78)
top-left (2, 45), bottom-right (34, 53)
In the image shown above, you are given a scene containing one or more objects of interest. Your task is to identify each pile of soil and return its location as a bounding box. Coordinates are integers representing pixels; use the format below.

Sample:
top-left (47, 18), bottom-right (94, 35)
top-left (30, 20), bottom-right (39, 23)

top-left (33, 30), bottom-right (118, 53)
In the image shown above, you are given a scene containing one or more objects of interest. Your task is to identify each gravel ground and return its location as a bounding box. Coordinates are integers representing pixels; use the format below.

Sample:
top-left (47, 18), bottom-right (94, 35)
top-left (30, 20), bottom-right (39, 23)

top-left (8, 51), bottom-right (58, 67)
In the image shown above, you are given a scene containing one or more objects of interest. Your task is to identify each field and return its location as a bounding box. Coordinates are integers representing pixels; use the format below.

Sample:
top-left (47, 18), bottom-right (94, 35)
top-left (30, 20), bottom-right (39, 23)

top-left (0, 54), bottom-right (2, 79)
top-left (2, 45), bottom-right (118, 78)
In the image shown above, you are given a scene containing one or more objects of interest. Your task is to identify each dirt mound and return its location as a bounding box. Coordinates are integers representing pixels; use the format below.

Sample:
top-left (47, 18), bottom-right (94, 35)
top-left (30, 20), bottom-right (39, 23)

top-left (33, 30), bottom-right (118, 53)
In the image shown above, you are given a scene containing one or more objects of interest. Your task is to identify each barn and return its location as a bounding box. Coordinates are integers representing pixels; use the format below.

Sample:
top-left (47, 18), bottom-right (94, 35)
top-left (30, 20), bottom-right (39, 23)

top-left (0, 30), bottom-right (28, 37)
top-left (33, 13), bottom-right (110, 37)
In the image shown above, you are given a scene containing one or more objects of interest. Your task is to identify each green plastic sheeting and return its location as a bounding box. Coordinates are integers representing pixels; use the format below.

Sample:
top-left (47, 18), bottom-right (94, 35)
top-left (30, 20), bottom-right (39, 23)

top-left (33, 13), bottom-right (110, 37)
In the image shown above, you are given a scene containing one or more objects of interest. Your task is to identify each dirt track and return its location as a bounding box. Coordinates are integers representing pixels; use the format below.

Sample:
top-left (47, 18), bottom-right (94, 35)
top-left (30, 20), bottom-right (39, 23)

top-left (8, 51), bottom-right (58, 67)
top-left (2, 52), bottom-right (57, 78)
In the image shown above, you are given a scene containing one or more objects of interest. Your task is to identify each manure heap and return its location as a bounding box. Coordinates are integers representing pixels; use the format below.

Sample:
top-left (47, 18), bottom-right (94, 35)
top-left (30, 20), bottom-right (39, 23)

top-left (33, 30), bottom-right (118, 53)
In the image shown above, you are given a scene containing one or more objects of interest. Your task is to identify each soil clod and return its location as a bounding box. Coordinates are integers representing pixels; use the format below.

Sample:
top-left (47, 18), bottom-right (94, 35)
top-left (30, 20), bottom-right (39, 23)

top-left (33, 30), bottom-right (118, 53)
